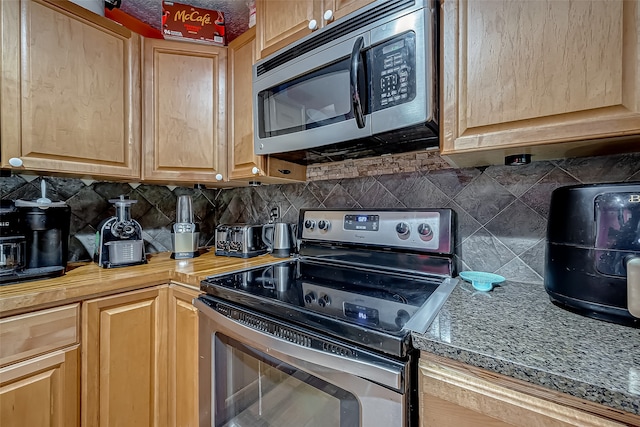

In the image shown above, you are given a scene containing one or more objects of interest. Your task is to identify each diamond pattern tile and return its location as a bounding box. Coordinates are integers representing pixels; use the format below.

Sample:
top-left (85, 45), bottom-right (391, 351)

top-left (1, 152), bottom-right (638, 282)
top-left (453, 174), bottom-right (515, 225)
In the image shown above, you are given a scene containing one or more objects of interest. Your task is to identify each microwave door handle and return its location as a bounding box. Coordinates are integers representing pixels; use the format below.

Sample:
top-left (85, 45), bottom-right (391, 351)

top-left (350, 36), bottom-right (366, 129)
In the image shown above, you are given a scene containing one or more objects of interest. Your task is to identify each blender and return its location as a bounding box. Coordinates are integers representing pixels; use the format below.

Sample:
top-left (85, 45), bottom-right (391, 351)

top-left (171, 195), bottom-right (199, 259)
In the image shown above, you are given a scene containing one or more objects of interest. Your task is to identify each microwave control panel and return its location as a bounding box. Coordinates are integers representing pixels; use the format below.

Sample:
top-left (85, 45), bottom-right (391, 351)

top-left (371, 32), bottom-right (416, 110)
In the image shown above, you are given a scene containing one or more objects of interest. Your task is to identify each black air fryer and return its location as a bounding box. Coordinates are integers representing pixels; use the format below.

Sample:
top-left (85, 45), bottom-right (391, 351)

top-left (545, 182), bottom-right (640, 327)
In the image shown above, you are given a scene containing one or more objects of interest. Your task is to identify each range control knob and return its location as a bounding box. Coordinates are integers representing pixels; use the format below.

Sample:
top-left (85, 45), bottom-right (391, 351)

top-left (418, 223), bottom-right (434, 240)
top-left (304, 292), bottom-right (317, 305)
top-left (395, 222), bottom-right (410, 236)
top-left (318, 220), bottom-right (330, 231)
top-left (318, 294), bottom-right (331, 307)
top-left (304, 219), bottom-right (316, 230)
top-left (395, 309), bottom-right (411, 328)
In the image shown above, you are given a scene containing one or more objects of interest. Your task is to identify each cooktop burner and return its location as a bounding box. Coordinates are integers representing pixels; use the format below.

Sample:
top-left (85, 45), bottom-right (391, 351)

top-left (201, 208), bottom-right (458, 357)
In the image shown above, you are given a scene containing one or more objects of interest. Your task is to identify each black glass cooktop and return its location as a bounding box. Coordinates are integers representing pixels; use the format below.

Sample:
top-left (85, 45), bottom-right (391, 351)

top-left (200, 259), bottom-right (445, 357)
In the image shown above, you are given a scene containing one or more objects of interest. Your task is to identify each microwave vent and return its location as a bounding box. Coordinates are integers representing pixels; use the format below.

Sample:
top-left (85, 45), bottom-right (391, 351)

top-left (256, 0), bottom-right (415, 77)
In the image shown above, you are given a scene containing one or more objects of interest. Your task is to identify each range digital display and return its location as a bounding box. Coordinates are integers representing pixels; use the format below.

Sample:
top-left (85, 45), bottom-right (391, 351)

top-left (344, 303), bottom-right (379, 326)
top-left (344, 214), bottom-right (379, 231)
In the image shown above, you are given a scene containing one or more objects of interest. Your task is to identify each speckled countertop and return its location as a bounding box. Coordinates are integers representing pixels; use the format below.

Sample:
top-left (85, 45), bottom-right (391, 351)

top-left (412, 279), bottom-right (640, 416)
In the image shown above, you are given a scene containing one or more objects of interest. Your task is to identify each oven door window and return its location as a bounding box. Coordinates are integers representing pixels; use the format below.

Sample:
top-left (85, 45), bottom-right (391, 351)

top-left (214, 334), bottom-right (359, 427)
top-left (257, 58), bottom-right (354, 138)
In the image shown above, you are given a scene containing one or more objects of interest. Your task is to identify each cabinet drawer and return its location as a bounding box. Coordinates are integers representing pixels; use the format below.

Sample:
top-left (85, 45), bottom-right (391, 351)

top-left (0, 304), bottom-right (80, 367)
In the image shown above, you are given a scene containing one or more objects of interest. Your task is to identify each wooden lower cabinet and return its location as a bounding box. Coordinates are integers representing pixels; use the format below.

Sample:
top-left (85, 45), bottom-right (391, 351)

top-left (0, 304), bottom-right (80, 427)
top-left (82, 283), bottom-right (201, 427)
top-left (419, 353), bottom-right (639, 427)
top-left (168, 284), bottom-right (200, 427)
top-left (82, 286), bottom-right (169, 427)
top-left (0, 347), bottom-right (80, 427)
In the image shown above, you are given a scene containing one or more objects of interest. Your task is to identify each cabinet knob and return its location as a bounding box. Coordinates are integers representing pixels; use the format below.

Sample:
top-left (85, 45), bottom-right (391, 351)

top-left (251, 166), bottom-right (260, 175)
top-left (8, 157), bottom-right (23, 167)
top-left (323, 9), bottom-right (333, 22)
top-left (308, 19), bottom-right (318, 30)
top-left (215, 173), bottom-right (223, 181)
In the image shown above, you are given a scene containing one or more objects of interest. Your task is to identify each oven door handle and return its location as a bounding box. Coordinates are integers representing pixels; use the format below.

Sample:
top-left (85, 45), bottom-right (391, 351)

top-left (195, 298), bottom-right (404, 392)
top-left (350, 36), bottom-right (366, 129)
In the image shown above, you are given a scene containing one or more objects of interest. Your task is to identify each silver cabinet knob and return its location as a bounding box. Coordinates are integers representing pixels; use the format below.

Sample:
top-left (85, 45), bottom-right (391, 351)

top-left (251, 166), bottom-right (260, 175)
top-left (323, 9), bottom-right (333, 22)
top-left (308, 19), bottom-right (318, 30)
top-left (215, 173), bottom-right (223, 181)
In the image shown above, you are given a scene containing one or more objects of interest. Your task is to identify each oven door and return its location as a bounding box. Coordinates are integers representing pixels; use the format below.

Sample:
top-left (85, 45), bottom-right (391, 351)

top-left (195, 296), bottom-right (409, 427)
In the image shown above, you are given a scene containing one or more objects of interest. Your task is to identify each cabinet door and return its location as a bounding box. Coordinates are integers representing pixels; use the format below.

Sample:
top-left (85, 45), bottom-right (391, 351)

top-left (329, 0), bottom-right (375, 21)
top-left (227, 27), bottom-right (265, 181)
top-left (0, 0), bottom-right (141, 178)
top-left (82, 286), bottom-right (168, 427)
top-left (0, 346), bottom-right (79, 427)
top-left (419, 354), bottom-right (635, 427)
top-left (167, 284), bottom-right (200, 427)
top-left (227, 27), bottom-right (306, 184)
top-left (256, 0), bottom-right (321, 58)
top-left (441, 0), bottom-right (640, 167)
top-left (143, 39), bottom-right (226, 184)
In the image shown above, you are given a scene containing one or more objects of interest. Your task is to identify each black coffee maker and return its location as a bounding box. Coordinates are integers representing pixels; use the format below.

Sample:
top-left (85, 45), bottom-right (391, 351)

top-left (0, 200), bottom-right (26, 283)
top-left (1, 181), bottom-right (71, 285)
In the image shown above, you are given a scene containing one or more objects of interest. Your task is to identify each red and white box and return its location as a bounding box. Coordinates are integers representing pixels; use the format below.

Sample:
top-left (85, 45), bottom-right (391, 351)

top-left (161, 1), bottom-right (225, 46)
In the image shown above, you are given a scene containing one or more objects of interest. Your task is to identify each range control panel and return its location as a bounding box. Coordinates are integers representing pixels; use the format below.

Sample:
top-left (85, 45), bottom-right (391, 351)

top-left (300, 209), bottom-right (453, 254)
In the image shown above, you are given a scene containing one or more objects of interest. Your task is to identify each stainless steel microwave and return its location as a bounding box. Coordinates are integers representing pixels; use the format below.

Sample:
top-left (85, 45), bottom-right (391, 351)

top-left (253, 0), bottom-right (438, 164)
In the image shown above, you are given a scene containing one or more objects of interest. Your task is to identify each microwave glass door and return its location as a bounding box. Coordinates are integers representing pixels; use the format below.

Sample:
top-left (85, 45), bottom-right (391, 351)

top-left (258, 58), bottom-right (354, 138)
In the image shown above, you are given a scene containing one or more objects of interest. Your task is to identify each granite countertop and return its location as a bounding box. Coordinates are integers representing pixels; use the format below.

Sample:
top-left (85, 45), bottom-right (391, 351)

top-left (412, 279), bottom-right (640, 416)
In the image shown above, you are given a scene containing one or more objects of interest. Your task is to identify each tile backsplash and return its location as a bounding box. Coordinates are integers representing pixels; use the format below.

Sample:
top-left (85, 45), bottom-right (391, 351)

top-left (2, 152), bottom-right (639, 283)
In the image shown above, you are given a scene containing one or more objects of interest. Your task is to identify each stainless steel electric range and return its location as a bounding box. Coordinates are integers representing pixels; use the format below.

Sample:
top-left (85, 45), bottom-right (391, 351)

top-left (195, 209), bottom-right (458, 427)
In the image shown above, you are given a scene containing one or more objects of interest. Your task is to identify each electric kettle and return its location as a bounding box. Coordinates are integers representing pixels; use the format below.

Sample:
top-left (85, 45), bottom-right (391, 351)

top-left (262, 222), bottom-right (295, 258)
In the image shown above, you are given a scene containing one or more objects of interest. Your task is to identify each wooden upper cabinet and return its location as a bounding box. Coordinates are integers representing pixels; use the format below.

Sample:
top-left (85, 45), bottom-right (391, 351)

top-left (142, 38), bottom-right (227, 184)
top-left (227, 27), bottom-right (265, 181)
top-left (256, 0), bottom-right (374, 59)
top-left (331, 0), bottom-right (376, 21)
top-left (227, 27), bottom-right (307, 184)
top-left (257, 0), bottom-right (320, 58)
top-left (441, 0), bottom-right (640, 167)
top-left (0, 0), bottom-right (142, 179)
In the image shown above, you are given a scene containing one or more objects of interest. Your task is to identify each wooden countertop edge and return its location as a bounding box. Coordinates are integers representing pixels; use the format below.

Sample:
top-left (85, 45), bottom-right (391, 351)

top-left (0, 251), bottom-right (284, 317)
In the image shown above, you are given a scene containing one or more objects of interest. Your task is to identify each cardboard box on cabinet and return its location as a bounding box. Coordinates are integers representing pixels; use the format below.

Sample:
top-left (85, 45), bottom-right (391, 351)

top-left (104, 0), bottom-right (251, 45)
top-left (162, 2), bottom-right (225, 45)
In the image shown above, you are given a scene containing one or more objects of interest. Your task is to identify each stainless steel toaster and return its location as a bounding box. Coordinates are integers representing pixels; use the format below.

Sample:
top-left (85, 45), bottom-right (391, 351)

top-left (214, 224), bottom-right (268, 258)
